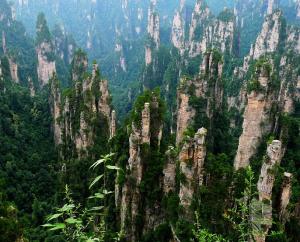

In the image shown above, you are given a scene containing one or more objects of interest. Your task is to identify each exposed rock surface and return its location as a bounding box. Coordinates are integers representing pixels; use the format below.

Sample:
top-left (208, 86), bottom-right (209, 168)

top-left (53, 24), bottom-right (76, 65)
top-left (188, 0), bottom-right (211, 57)
top-left (252, 11), bottom-right (281, 60)
top-left (255, 140), bottom-right (282, 242)
top-left (179, 128), bottom-right (207, 217)
top-left (266, 0), bottom-right (278, 15)
top-left (188, 1), bottom-right (235, 57)
top-left (297, 0), bottom-right (300, 19)
top-left (234, 63), bottom-right (276, 170)
top-left (49, 76), bottom-right (62, 146)
top-left (110, 110), bottom-right (116, 139)
top-left (279, 172), bottom-right (293, 224)
top-left (8, 58), bottom-right (19, 83)
top-left (176, 78), bottom-right (196, 145)
top-left (171, 1), bottom-right (185, 55)
top-left (176, 51), bottom-right (223, 145)
top-left (163, 146), bottom-right (177, 194)
top-left (257, 140), bottom-right (282, 201)
top-left (28, 77), bottom-right (35, 97)
top-left (49, 53), bottom-right (111, 158)
top-left (145, 1), bottom-right (160, 66)
top-left (119, 103), bottom-right (151, 241)
top-left (37, 42), bottom-right (56, 86)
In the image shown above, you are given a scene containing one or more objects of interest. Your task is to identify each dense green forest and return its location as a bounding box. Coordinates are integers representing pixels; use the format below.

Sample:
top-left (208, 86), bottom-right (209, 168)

top-left (1, 0), bottom-right (300, 241)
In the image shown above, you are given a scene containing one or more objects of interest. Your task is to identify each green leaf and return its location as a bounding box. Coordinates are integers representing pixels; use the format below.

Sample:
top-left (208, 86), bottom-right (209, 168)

top-left (90, 153), bottom-right (115, 169)
top-left (89, 175), bottom-right (104, 189)
top-left (89, 193), bottom-right (104, 199)
top-left (103, 189), bottom-right (113, 195)
top-left (88, 206), bottom-right (104, 211)
top-left (58, 204), bottom-right (75, 212)
top-left (42, 223), bottom-right (55, 228)
top-left (106, 165), bottom-right (120, 170)
top-left (90, 159), bottom-right (106, 170)
top-left (65, 217), bottom-right (82, 224)
top-left (49, 223), bottom-right (66, 231)
top-left (47, 213), bottom-right (63, 221)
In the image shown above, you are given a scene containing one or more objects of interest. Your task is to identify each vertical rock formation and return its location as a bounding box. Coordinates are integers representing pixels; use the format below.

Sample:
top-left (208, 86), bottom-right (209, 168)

top-left (255, 140), bottom-right (282, 242)
top-left (28, 77), bottom-right (35, 97)
top-left (110, 110), bottom-right (116, 139)
top-left (179, 128), bottom-right (207, 217)
top-left (36, 13), bottom-right (56, 86)
top-left (266, 0), bottom-right (278, 15)
top-left (296, 0), bottom-right (300, 19)
top-left (145, 0), bottom-right (160, 66)
top-left (188, 0), bottom-right (211, 57)
top-left (163, 146), bottom-right (177, 194)
top-left (52, 24), bottom-right (76, 65)
top-left (71, 49), bottom-right (88, 81)
top-left (120, 102), bottom-right (151, 241)
top-left (257, 140), bottom-right (282, 201)
top-left (171, 0), bottom-right (185, 55)
top-left (279, 172), bottom-right (293, 224)
top-left (188, 1), bottom-right (235, 57)
top-left (176, 51), bottom-right (223, 145)
top-left (115, 40), bottom-right (127, 72)
top-left (246, 11), bottom-right (282, 63)
top-left (49, 51), bottom-right (111, 158)
top-left (2, 31), bottom-right (19, 83)
top-left (49, 75), bottom-right (62, 145)
top-left (2, 31), bottom-right (6, 54)
top-left (234, 61), bottom-right (276, 170)
top-left (117, 93), bottom-right (164, 241)
top-left (8, 58), bottom-right (19, 83)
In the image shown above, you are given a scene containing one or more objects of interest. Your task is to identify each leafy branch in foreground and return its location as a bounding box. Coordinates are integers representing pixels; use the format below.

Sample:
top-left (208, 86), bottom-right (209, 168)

top-left (43, 153), bottom-right (122, 241)
top-left (224, 166), bottom-right (272, 242)
top-left (193, 212), bottom-right (227, 242)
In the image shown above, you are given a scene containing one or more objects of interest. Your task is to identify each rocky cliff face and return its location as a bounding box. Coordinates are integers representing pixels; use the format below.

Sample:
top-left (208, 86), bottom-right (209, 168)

top-left (8, 58), bottom-right (19, 83)
top-left (255, 140), bottom-right (282, 242)
top-left (163, 146), bottom-right (177, 194)
top-left (245, 10), bottom-right (282, 66)
top-left (234, 11), bottom-right (300, 170)
top-left (119, 102), bottom-right (153, 241)
top-left (115, 40), bottom-right (127, 72)
top-left (37, 42), bottom-right (56, 86)
top-left (171, 0), bottom-right (185, 55)
top-left (280, 172), bottom-right (293, 224)
top-left (116, 92), bottom-right (165, 241)
top-left (257, 140), bottom-right (282, 201)
top-left (53, 24), bottom-right (76, 65)
top-left (188, 0), bottom-right (211, 57)
top-left (49, 76), bottom-right (62, 146)
top-left (176, 51), bottom-right (223, 145)
top-left (1, 31), bottom-right (19, 83)
top-left (36, 14), bottom-right (56, 86)
top-left (145, 0), bottom-right (160, 66)
top-left (49, 52), bottom-right (112, 158)
top-left (179, 128), bottom-right (207, 217)
top-left (234, 62), bottom-right (276, 170)
top-left (297, 0), bottom-right (300, 19)
top-left (187, 1), bottom-right (235, 57)
top-left (266, 0), bottom-right (278, 15)
top-left (176, 77), bottom-right (197, 145)
top-left (110, 110), bottom-right (116, 139)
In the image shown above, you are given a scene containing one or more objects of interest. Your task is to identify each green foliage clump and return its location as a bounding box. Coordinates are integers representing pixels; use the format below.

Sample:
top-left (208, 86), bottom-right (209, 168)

top-left (36, 12), bottom-right (52, 45)
top-left (217, 9), bottom-right (235, 23)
